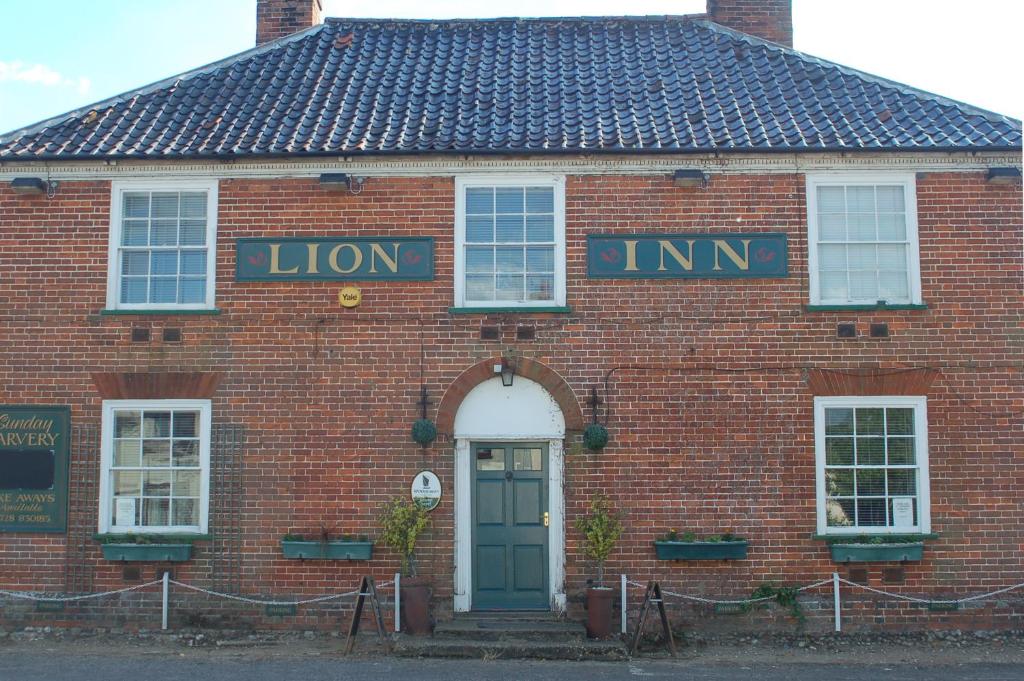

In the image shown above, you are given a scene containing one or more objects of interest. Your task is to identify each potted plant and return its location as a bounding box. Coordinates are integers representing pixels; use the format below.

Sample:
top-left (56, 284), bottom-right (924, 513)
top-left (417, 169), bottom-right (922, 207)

top-left (279, 526), bottom-right (374, 560)
top-left (825, 534), bottom-right (925, 563)
top-left (98, 534), bottom-right (193, 562)
top-left (379, 497), bottom-right (432, 635)
top-left (574, 494), bottom-right (623, 639)
top-left (654, 530), bottom-right (749, 560)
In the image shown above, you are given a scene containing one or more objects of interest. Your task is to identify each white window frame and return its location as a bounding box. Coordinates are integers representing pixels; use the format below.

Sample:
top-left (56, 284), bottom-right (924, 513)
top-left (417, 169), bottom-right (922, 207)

top-left (814, 395), bottom-right (930, 535)
top-left (98, 399), bottom-right (212, 535)
top-left (806, 172), bottom-right (922, 306)
top-left (106, 179), bottom-right (219, 311)
top-left (453, 174), bottom-right (566, 309)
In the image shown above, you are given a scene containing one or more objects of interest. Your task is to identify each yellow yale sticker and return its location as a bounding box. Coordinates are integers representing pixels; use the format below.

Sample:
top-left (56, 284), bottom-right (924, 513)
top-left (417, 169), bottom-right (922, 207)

top-left (338, 286), bottom-right (362, 308)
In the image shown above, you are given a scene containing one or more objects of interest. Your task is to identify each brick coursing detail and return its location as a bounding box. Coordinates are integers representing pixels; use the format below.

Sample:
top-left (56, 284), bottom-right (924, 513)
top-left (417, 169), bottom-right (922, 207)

top-left (707, 0), bottom-right (794, 47)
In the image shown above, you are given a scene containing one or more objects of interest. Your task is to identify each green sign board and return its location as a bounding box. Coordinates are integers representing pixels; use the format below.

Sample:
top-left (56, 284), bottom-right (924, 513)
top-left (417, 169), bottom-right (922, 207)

top-left (587, 233), bottom-right (787, 279)
top-left (0, 405), bottom-right (70, 533)
top-left (236, 237), bottom-right (434, 281)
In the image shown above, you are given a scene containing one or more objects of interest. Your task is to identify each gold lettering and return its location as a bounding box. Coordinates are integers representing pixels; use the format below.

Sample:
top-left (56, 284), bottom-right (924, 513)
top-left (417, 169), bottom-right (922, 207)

top-left (368, 243), bottom-right (400, 274)
top-left (657, 240), bottom-right (695, 271)
top-left (623, 240), bottom-right (639, 271)
top-left (305, 243), bottom-right (320, 275)
top-left (268, 244), bottom-right (299, 274)
top-left (712, 239), bottom-right (751, 271)
top-left (328, 244), bottom-right (363, 274)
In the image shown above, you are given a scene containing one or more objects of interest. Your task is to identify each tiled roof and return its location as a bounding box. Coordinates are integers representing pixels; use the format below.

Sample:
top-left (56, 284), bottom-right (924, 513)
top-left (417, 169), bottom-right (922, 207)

top-left (1, 16), bottom-right (1020, 159)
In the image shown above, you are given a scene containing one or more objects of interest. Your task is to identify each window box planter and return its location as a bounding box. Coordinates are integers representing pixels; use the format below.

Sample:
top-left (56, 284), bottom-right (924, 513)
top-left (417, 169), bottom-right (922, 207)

top-left (101, 543), bottom-right (193, 562)
top-left (654, 540), bottom-right (748, 561)
top-left (280, 540), bottom-right (373, 560)
top-left (829, 542), bottom-right (924, 563)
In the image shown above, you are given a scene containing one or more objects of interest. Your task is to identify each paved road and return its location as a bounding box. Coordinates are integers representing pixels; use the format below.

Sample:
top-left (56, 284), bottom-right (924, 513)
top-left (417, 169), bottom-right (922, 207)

top-left (1, 653), bottom-right (1022, 681)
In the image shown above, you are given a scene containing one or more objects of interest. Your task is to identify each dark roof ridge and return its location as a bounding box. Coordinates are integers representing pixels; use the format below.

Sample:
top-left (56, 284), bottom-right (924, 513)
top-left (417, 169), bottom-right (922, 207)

top-left (693, 18), bottom-right (1022, 126)
top-left (323, 15), bottom-right (701, 24)
top-left (0, 21), bottom-right (329, 143)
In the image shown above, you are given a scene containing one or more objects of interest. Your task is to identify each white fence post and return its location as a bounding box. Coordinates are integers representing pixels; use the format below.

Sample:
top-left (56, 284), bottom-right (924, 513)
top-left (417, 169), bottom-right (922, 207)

top-left (620, 574), bottom-right (627, 634)
top-left (394, 572), bottom-right (401, 633)
top-left (832, 571), bottom-right (841, 632)
top-left (161, 571), bottom-right (170, 631)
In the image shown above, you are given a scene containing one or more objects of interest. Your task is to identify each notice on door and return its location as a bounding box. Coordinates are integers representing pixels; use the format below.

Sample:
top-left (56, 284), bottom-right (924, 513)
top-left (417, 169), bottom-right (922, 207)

top-left (0, 406), bottom-right (71, 533)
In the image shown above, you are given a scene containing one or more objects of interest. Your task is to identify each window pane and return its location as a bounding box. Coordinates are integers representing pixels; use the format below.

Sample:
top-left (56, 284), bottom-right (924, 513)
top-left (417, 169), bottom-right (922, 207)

top-left (525, 215), bottom-right (554, 242)
top-left (151, 277), bottom-right (178, 303)
top-left (173, 412), bottom-right (198, 437)
top-left (115, 411), bottom-right (141, 438)
top-left (112, 471), bottom-right (141, 496)
top-left (825, 408), bottom-right (854, 435)
top-left (877, 213), bottom-right (906, 240)
top-left (151, 192), bottom-right (179, 218)
top-left (856, 437), bottom-right (885, 465)
top-left (826, 498), bottom-right (855, 527)
top-left (179, 192), bottom-right (206, 218)
top-left (121, 277), bottom-right (148, 304)
top-left (142, 498), bottom-right (169, 526)
top-left (878, 271), bottom-right (909, 300)
top-left (887, 408), bottom-right (914, 435)
top-left (819, 271), bottom-right (847, 300)
top-left (495, 187), bottom-right (523, 214)
top-left (143, 412), bottom-right (171, 437)
top-left (846, 186), bottom-right (875, 213)
top-left (495, 214), bottom-right (524, 242)
top-left (847, 212), bottom-right (876, 240)
top-left (825, 437), bottom-right (853, 465)
top-left (818, 244), bottom-right (846, 270)
top-left (112, 497), bottom-right (139, 526)
top-left (876, 244), bottom-right (906, 269)
top-left (876, 185), bottom-right (905, 212)
top-left (142, 441), bottom-right (171, 467)
top-left (525, 187), bottom-right (554, 213)
top-left (495, 247), bottom-right (524, 272)
top-left (123, 193), bottom-right (150, 218)
top-left (887, 437), bottom-right (916, 465)
top-left (857, 498), bottom-right (887, 526)
top-left (122, 251), bottom-right (149, 275)
top-left (114, 440), bottom-right (141, 467)
top-left (526, 274), bottom-right (554, 301)
top-left (849, 270), bottom-right (878, 300)
top-left (856, 408), bottom-right (884, 435)
top-left (179, 278), bottom-right (206, 304)
top-left (172, 498), bottom-right (198, 526)
top-left (150, 220), bottom-right (178, 246)
top-left (122, 221), bottom-right (149, 246)
top-left (143, 471), bottom-right (171, 496)
top-left (151, 251), bottom-right (178, 275)
top-left (173, 470), bottom-right (201, 496)
top-left (526, 247), bottom-right (554, 272)
top-left (465, 187), bottom-right (493, 214)
top-left (179, 221), bottom-right (206, 246)
top-left (465, 275), bottom-right (494, 301)
top-left (825, 468), bottom-right (854, 496)
top-left (179, 251), bottom-right (206, 276)
top-left (466, 247), bottom-right (493, 273)
top-left (847, 244), bottom-right (875, 270)
top-left (818, 213), bottom-right (846, 240)
top-left (856, 468), bottom-right (885, 496)
top-left (887, 470), bottom-right (916, 496)
top-left (513, 448), bottom-right (542, 471)
top-left (495, 274), bottom-right (523, 301)
top-left (173, 441), bottom-right (200, 467)
top-left (817, 186), bottom-right (845, 213)
top-left (466, 215), bottom-right (493, 243)
top-left (476, 447), bottom-right (504, 471)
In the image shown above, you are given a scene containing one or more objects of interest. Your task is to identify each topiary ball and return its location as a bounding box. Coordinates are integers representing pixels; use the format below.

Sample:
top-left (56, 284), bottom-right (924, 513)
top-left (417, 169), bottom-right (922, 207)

top-left (411, 418), bottom-right (438, 446)
top-left (583, 423), bottom-right (609, 451)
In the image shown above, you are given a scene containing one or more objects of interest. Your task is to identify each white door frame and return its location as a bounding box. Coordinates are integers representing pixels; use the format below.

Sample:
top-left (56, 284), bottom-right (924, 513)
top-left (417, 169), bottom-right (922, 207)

top-left (454, 437), bottom-right (566, 613)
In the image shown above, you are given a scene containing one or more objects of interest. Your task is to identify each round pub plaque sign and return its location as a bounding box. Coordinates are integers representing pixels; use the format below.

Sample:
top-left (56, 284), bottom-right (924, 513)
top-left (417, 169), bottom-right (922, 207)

top-left (411, 470), bottom-right (441, 511)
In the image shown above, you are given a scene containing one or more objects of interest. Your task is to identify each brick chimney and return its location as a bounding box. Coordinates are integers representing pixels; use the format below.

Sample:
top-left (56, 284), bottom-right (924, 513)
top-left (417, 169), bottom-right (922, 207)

top-left (256, 0), bottom-right (323, 45)
top-left (706, 0), bottom-right (793, 47)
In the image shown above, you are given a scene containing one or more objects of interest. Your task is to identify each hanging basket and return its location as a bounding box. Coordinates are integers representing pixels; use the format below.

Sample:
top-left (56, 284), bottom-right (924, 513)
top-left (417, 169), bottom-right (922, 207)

top-left (583, 423), bottom-right (609, 451)
top-left (411, 418), bottom-right (438, 446)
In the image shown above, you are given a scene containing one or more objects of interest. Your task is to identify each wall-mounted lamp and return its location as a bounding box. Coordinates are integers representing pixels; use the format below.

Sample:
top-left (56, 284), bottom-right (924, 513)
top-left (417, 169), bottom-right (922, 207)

top-left (319, 172), bottom-right (366, 194)
top-left (986, 167), bottom-right (1022, 184)
top-left (10, 177), bottom-right (57, 197)
top-left (672, 169), bottom-right (708, 188)
top-left (494, 358), bottom-right (515, 387)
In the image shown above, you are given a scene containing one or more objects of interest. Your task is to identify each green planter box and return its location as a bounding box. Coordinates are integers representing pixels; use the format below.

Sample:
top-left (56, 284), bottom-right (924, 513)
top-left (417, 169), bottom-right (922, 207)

top-left (280, 540), bottom-right (373, 560)
top-left (829, 542), bottom-right (924, 563)
top-left (101, 543), bottom-right (193, 562)
top-left (654, 540), bottom-right (748, 560)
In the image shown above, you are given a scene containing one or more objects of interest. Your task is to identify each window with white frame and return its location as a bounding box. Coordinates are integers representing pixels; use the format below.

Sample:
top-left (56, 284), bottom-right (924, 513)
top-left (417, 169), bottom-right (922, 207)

top-left (454, 176), bottom-right (565, 308)
top-left (806, 174), bottom-right (921, 306)
top-left (814, 396), bottom-right (930, 534)
top-left (107, 181), bottom-right (218, 310)
top-left (99, 400), bottom-right (211, 534)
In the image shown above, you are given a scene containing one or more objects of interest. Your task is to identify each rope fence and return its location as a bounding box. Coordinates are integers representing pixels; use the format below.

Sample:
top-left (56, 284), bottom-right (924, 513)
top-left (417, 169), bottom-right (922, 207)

top-left (621, 574), bottom-right (1024, 634)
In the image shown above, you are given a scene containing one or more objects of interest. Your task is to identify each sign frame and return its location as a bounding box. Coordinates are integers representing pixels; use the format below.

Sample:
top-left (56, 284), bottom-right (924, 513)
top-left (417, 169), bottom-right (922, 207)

top-left (235, 236), bottom-right (435, 282)
top-left (586, 232), bottom-right (788, 279)
top-left (0, 405), bottom-right (71, 533)
top-left (411, 470), bottom-right (442, 512)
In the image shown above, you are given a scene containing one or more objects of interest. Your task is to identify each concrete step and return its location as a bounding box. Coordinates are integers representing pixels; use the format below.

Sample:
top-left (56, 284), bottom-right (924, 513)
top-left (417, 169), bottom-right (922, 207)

top-left (392, 636), bottom-right (627, 661)
top-left (434, 618), bottom-right (587, 642)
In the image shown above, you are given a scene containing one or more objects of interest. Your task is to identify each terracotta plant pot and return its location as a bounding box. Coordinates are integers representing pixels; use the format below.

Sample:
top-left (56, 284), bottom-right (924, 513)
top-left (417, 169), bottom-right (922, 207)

top-left (585, 586), bottom-right (615, 639)
top-left (400, 577), bottom-right (434, 635)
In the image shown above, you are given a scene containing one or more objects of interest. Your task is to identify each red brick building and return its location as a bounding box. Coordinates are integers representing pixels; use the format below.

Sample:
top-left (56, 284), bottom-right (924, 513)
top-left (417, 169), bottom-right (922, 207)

top-left (0, 0), bottom-right (1021, 633)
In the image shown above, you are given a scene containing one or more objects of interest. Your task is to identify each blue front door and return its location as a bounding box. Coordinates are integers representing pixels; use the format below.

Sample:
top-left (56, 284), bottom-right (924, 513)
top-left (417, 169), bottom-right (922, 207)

top-left (471, 442), bottom-right (549, 610)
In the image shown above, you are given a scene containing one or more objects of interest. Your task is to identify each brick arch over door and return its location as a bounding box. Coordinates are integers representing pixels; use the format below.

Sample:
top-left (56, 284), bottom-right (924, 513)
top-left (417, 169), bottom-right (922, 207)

top-left (436, 357), bottom-right (585, 434)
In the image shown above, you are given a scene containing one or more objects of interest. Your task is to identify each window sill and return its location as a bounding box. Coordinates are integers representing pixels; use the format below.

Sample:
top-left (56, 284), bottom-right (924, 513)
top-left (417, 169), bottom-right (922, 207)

top-left (812, 533), bottom-right (938, 543)
top-left (804, 303), bottom-right (928, 312)
top-left (448, 305), bottom-right (573, 315)
top-left (100, 308), bottom-right (221, 316)
top-left (94, 533), bottom-right (211, 542)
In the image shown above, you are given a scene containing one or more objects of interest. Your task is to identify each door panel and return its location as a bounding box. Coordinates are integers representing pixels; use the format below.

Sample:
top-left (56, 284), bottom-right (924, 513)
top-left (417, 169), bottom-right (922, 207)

top-left (472, 442), bottom-right (549, 610)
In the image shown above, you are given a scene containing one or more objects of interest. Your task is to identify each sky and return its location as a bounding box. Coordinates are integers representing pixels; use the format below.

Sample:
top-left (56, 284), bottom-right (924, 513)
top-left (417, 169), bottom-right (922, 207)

top-left (0, 0), bottom-right (1021, 137)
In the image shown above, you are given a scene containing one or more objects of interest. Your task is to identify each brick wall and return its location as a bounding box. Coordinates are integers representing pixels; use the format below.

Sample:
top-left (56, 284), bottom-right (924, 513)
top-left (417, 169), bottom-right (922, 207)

top-left (256, 0), bottom-right (322, 45)
top-left (0, 169), bottom-right (1020, 632)
top-left (707, 0), bottom-right (794, 47)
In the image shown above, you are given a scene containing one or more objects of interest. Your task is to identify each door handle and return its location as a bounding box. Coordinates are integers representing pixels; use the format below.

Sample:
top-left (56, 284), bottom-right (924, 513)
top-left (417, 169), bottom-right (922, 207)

top-left (543, 512), bottom-right (549, 527)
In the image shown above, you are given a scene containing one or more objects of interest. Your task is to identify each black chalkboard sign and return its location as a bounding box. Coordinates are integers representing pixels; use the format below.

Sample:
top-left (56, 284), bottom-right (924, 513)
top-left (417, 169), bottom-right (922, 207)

top-left (0, 450), bottom-right (56, 490)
